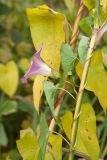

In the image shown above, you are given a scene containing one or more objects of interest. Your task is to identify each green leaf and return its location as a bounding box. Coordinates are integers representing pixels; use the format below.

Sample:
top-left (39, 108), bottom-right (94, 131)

top-left (76, 50), bottom-right (107, 112)
top-left (45, 134), bottom-right (62, 160)
top-left (79, 16), bottom-right (94, 35)
top-left (18, 101), bottom-right (34, 115)
top-left (44, 81), bottom-right (56, 118)
top-left (0, 122), bottom-right (8, 146)
top-left (39, 113), bottom-right (49, 160)
top-left (61, 43), bottom-right (76, 73)
top-left (27, 5), bottom-right (65, 72)
top-left (61, 111), bottom-right (73, 140)
top-left (75, 104), bottom-right (100, 160)
top-left (0, 100), bottom-right (17, 116)
top-left (8, 149), bottom-right (21, 160)
top-left (78, 36), bottom-right (89, 64)
top-left (0, 2), bottom-right (11, 15)
top-left (16, 128), bottom-right (40, 160)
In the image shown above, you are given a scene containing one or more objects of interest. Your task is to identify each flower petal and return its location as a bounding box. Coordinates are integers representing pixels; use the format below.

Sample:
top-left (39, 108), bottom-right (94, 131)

top-left (21, 45), bottom-right (51, 84)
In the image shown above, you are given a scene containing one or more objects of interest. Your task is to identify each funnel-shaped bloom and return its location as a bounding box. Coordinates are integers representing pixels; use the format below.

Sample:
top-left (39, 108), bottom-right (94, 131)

top-left (21, 45), bottom-right (51, 83)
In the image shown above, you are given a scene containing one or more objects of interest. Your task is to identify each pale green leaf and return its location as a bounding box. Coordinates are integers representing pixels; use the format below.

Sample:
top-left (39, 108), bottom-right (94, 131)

top-left (43, 81), bottom-right (56, 118)
top-left (76, 50), bottom-right (107, 112)
top-left (78, 36), bottom-right (89, 64)
top-left (39, 113), bottom-right (49, 160)
top-left (16, 128), bottom-right (40, 160)
top-left (61, 43), bottom-right (76, 73)
top-left (27, 5), bottom-right (65, 72)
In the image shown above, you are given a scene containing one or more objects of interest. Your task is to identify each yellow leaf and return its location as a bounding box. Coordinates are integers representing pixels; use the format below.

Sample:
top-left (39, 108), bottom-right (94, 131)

top-left (45, 134), bottom-right (62, 160)
top-left (76, 50), bottom-right (107, 112)
top-left (27, 5), bottom-right (65, 72)
top-left (61, 104), bottom-right (100, 160)
top-left (75, 104), bottom-right (100, 160)
top-left (61, 111), bottom-right (73, 140)
top-left (19, 58), bottom-right (30, 72)
top-left (100, 0), bottom-right (107, 12)
top-left (0, 61), bottom-right (19, 97)
top-left (64, 0), bottom-right (74, 13)
top-left (33, 76), bottom-right (47, 112)
top-left (17, 128), bottom-right (40, 160)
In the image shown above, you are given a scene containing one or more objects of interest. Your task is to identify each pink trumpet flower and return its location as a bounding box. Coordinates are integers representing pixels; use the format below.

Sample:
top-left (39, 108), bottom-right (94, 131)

top-left (21, 45), bottom-right (51, 84)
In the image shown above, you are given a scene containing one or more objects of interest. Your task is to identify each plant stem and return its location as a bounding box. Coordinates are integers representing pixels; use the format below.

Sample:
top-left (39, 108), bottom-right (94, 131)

top-left (71, 29), bottom-right (98, 158)
top-left (49, 0), bottom-right (84, 131)
top-left (70, 0), bottom-right (84, 49)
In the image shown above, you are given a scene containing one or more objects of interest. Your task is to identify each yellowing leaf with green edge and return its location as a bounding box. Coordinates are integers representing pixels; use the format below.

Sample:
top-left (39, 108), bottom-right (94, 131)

top-left (33, 76), bottom-right (47, 112)
top-left (61, 104), bottom-right (100, 160)
top-left (16, 128), bottom-right (40, 160)
top-left (75, 104), bottom-right (100, 160)
top-left (45, 134), bottom-right (62, 160)
top-left (27, 5), bottom-right (65, 72)
top-left (61, 111), bottom-right (73, 140)
top-left (0, 61), bottom-right (19, 97)
top-left (83, 0), bottom-right (95, 10)
top-left (76, 50), bottom-right (107, 112)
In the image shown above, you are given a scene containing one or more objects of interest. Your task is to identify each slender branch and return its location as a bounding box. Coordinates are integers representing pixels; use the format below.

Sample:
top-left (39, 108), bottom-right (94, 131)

top-left (49, 82), bottom-right (68, 131)
top-left (70, 0), bottom-right (84, 49)
top-left (71, 29), bottom-right (98, 158)
top-left (49, 0), bottom-right (84, 131)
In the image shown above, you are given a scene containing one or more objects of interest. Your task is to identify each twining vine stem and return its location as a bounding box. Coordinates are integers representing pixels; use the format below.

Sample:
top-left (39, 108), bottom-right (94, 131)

top-left (70, 0), bottom-right (84, 49)
top-left (71, 29), bottom-right (98, 158)
top-left (48, 0), bottom-right (107, 159)
top-left (49, 0), bottom-right (84, 132)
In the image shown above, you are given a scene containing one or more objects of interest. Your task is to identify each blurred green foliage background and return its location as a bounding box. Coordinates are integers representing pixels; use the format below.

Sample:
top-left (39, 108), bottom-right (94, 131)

top-left (0, 0), bottom-right (107, 160)
top-left (0, 1), bottom-right (69, 159)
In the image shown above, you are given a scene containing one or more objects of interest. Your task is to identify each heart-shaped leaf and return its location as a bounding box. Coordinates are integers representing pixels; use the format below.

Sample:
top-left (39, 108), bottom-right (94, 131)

top-left (61, 104), bottom-right (100, 160)
top-left (45, 134), bottom-right (62, 160)
top-left (17, 128), bottom-right (40, 160)
top-left (0, 61), bottom-right (19, 97)
top-left (27, 5), bottom-right (65, 72)
top-left (76, 50), bottom-right (107, 112)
